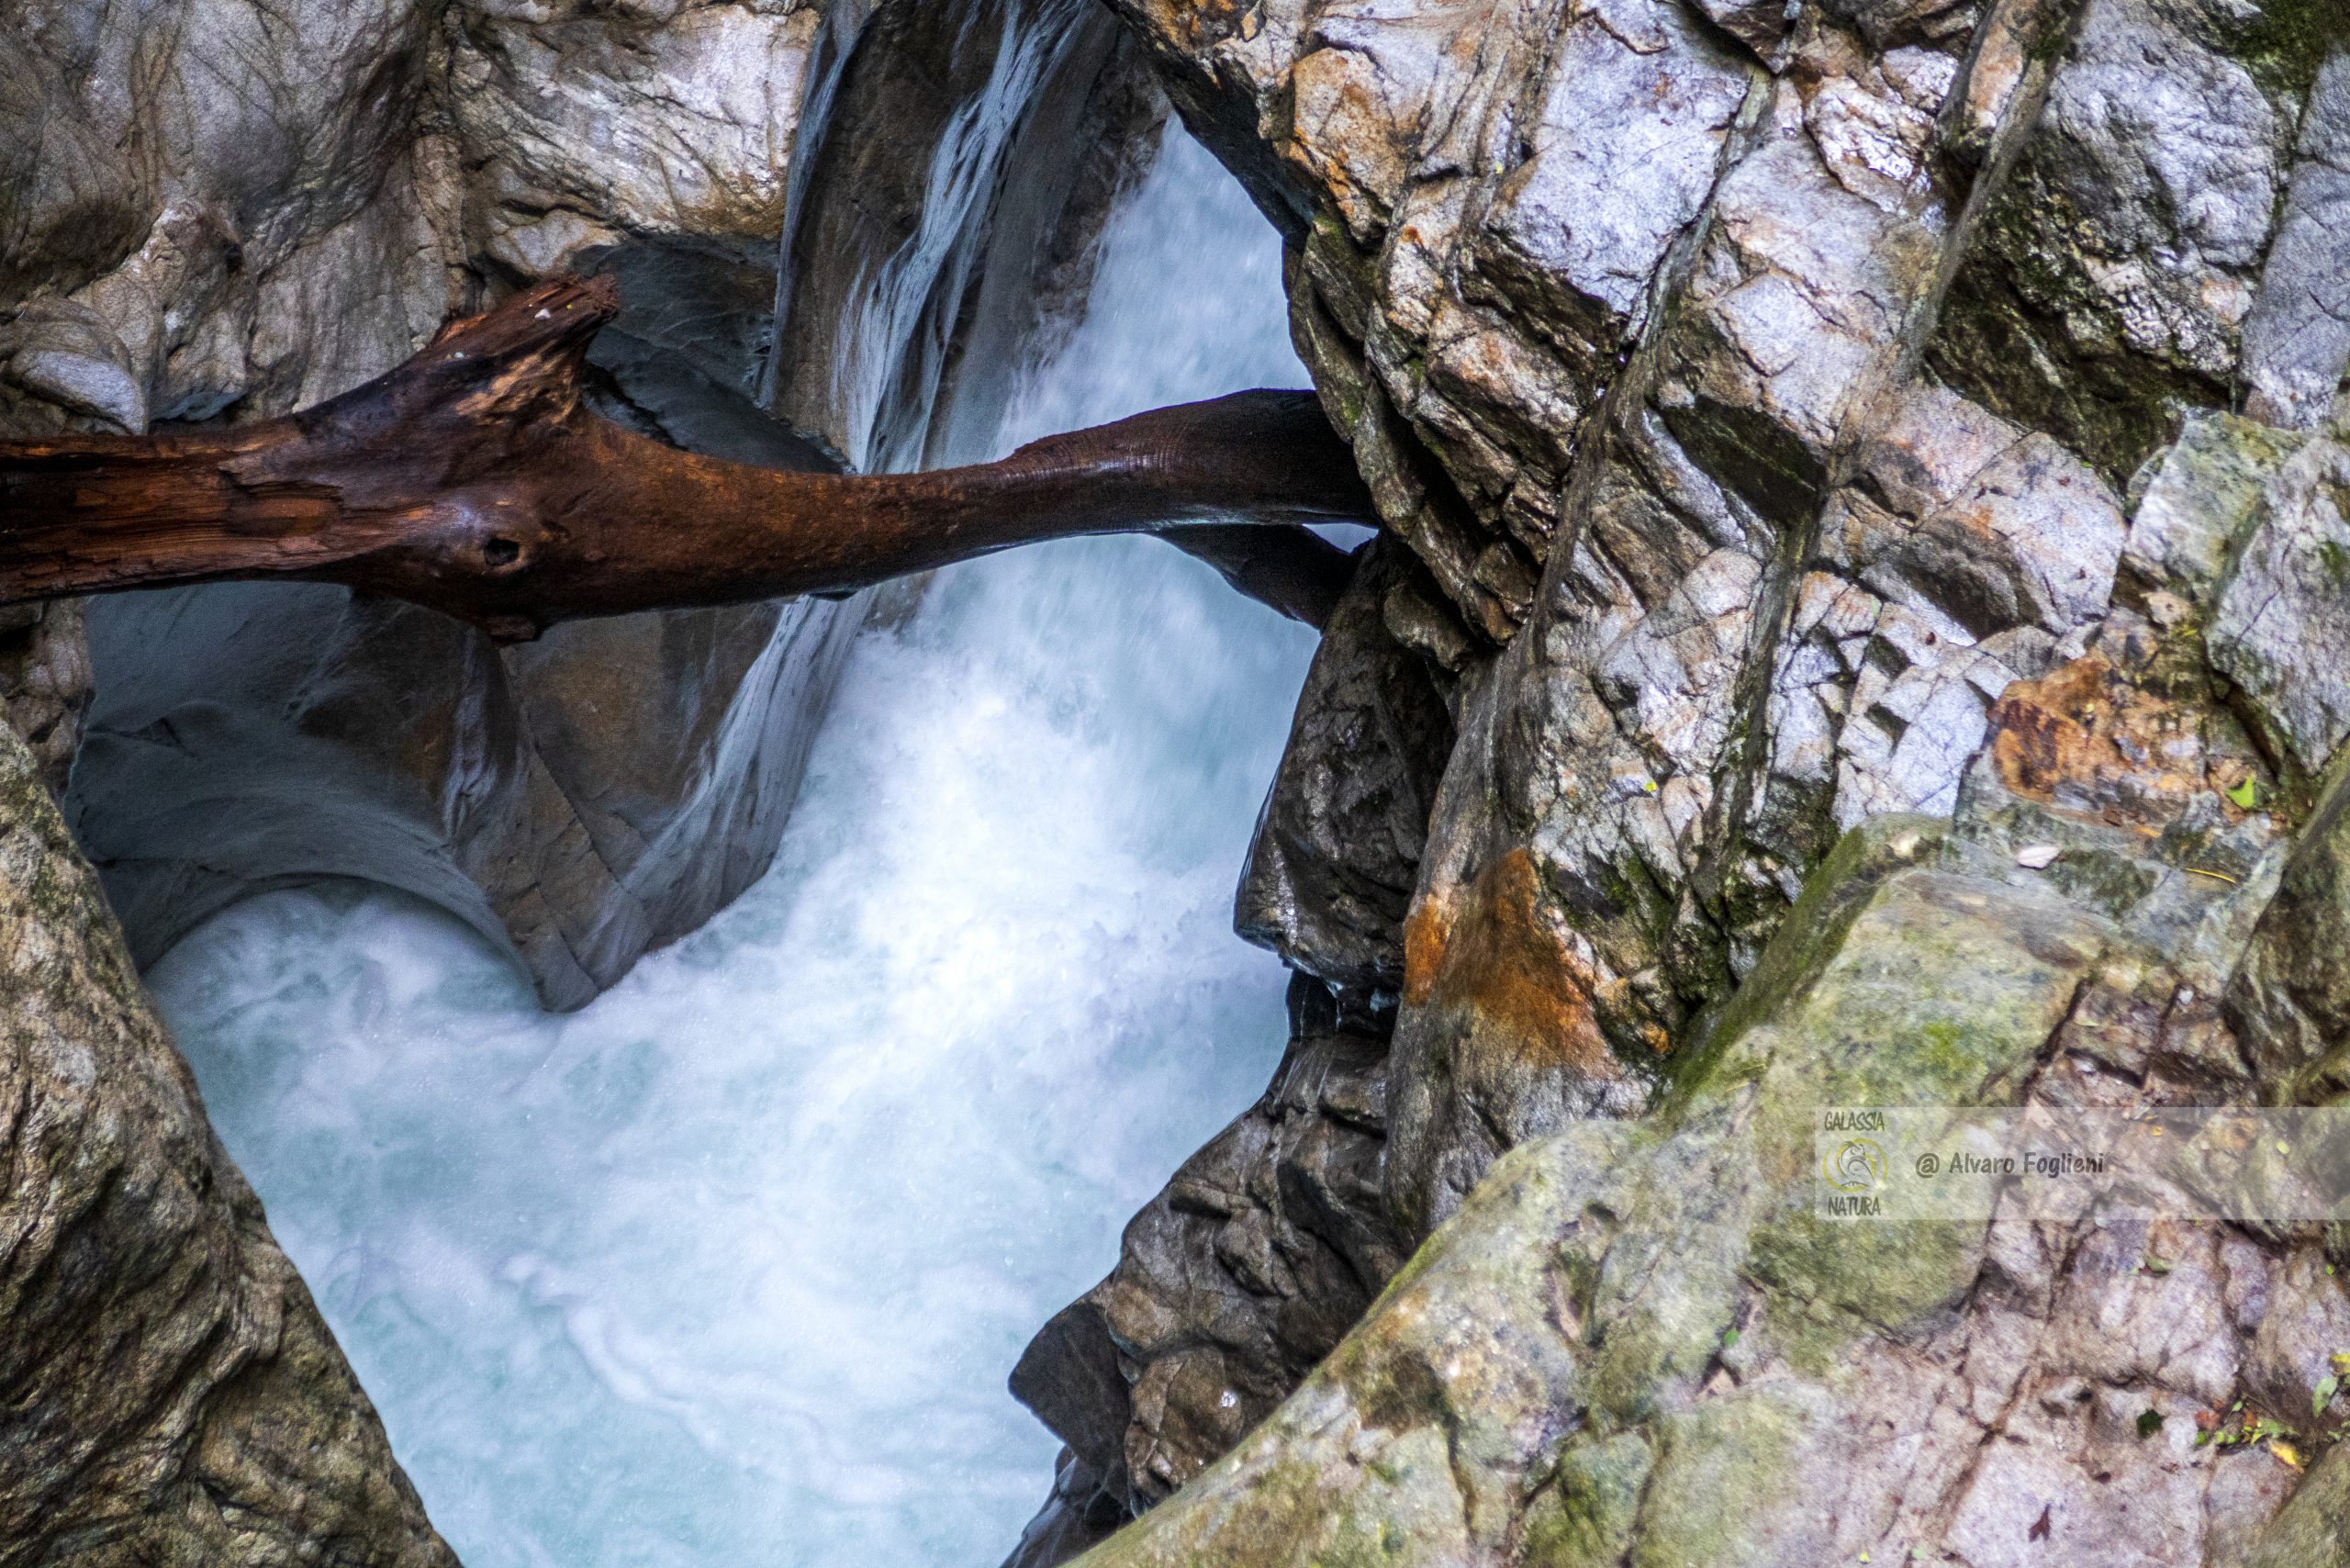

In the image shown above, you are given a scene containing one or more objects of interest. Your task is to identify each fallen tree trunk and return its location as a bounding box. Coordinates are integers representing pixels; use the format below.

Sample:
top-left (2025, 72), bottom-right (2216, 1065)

top-left (0, 275), bottom-right (1368, 640)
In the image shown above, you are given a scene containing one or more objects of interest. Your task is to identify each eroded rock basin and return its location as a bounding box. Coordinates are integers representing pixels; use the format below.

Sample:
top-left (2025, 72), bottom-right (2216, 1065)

top-left (141, 130), bottom-right (1321, 1568)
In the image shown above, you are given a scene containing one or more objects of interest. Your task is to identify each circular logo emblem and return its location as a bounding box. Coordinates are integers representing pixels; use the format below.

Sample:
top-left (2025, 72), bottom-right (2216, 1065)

top-left (1823, 1137), bottom-right (1888, 1194)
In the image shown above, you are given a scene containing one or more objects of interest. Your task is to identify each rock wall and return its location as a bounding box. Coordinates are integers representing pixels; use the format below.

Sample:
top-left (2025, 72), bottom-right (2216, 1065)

top-left (0, 718), bottom-right (453, 1567)
top-left (1007, 0), bottom-right (2350, 1562)
top-left (0, 0), bottom-right (865, 1007)
top-left (13, 0), bottom-right (2350, 1561)
top-left (1091, 0), bottom-right (2350, 1220)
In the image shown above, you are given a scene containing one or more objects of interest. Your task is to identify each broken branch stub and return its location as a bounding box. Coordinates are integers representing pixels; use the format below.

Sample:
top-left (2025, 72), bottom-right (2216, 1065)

top-left (0, 275), bottom-right (1371, 638)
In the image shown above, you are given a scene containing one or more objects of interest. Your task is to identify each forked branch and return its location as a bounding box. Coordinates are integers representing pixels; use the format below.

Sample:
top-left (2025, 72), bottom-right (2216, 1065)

top-left (0, 275), bottom-right (1370, 638)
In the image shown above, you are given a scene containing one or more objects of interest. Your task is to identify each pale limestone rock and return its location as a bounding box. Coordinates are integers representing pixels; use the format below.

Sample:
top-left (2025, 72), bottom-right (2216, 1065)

top-left (448, 2), bottom-right (824, 252)
top-left (2243, 53), bottom-right (2350, 428)
top-left (1040, 3), bottom-right (2350, 1561)
top-left (2209, 434), bottom-right (2350, 771)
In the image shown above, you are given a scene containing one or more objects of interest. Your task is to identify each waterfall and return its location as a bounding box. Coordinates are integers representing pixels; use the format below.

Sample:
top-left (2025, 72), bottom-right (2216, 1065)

top-left (146, 126), bottom-right (1318, 1568)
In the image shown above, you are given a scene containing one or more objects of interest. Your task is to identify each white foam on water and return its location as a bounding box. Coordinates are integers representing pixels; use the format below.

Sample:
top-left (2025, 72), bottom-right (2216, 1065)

top-left (145, 125), bottom-right (1317, 1568)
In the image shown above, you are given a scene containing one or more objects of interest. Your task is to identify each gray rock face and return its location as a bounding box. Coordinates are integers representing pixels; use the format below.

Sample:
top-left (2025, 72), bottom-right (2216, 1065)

top-left (0, 600), bottom-right (89, 801)
top-left (1099, 0), bottom-right (2342, 1214)
top-left (0, 719), bottom-right (453, 1566)
top-left (2242, 52), bottom-right (2350, 429)
top-left (1021, 0), bottom-right (2350, 1562)
top-left (1012, 542), bottom-right (1446, 1555)
top-left (2207, 435), bottom-right (2350, 771)
top-left (1011, 977), bottom-right (1404, 1541)
top-left (1075, 820), bottom-right (2350, 1568)
top-left (1, 0), bottom-right (859, 1008)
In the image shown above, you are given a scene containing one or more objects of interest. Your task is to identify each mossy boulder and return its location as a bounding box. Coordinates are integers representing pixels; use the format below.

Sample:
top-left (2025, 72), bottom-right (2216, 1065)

top-left (1070, 789), bottom-right (2350, 1565)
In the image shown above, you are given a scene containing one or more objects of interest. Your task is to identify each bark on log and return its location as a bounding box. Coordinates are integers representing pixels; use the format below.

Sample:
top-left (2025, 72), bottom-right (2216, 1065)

top-left (0, 275), bottom-right (1369, 639)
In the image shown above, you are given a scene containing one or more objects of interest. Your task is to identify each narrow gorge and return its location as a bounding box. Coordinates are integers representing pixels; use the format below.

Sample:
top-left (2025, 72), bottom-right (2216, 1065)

top-left (5, 1), bottom-right (2350, 1566)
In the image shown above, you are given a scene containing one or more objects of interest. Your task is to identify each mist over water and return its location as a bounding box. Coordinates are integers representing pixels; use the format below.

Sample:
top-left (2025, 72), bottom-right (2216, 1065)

top-left (146, 126), bottom-right (1316, 1568)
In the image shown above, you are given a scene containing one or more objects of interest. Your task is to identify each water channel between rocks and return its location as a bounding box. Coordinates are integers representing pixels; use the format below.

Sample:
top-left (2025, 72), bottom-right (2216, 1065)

top-left (145, 126), bottom-right (1322, 1568)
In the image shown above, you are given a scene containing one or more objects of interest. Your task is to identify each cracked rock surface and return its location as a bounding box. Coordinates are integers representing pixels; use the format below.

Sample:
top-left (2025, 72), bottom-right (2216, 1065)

top-left (1014, 0), bottom-right (2350, 1561)
top-left (12, 0), bottom-right (2350, 1562)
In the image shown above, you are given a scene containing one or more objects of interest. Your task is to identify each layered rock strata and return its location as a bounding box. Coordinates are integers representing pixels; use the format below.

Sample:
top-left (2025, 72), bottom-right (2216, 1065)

top-left (1092, 0), bottom-right (2350, 1209)
top-left (1010, 0), bottom-right (2350, 1561)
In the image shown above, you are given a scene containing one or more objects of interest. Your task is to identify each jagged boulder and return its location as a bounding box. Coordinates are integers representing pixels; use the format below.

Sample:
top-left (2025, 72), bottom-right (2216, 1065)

top-left (1097, 0), bottom-right (2350, 1227)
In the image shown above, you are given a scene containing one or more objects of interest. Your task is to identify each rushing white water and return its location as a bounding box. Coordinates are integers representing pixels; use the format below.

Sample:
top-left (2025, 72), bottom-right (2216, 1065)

top-left (146, 127), bottom-right (1316, 1568)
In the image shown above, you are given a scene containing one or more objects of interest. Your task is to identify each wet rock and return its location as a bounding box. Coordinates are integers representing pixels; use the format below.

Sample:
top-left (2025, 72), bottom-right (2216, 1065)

top-left (1102, 0), bottom-right (2346, 1229)
top-left (1236, 539), bottom-right (1456, 993)
top-left (772, 0), bottom-right (1161, 470)
top-left (2244, 1442), bottom-right (2350, 1568)
top-left (12, 0), bottom-right (1163, 1008)
top-left (1105, 0), bottom-right (1761, 644)
top-left (0, 719), bottom-right (453, 1566)
top-left (3, 0), bottom-right (868, 1010)
top-left (1954, 610), bottom-right (2286, 998)
top-left (2121, 409), bottom-right (2311, 610)
top-left (999, 1450), bottom-right (1131, 1568)
top-left (0, 299), bottom-right (145, 434)
top-left (1010, 542), bottom-right (1446, 1557)
top-left (1012, 976), bottom-right (1406, 1523)
top-left (69, 585), bottom-right (867, 1009)
top-left (448, 1), bottom-right (821, 258)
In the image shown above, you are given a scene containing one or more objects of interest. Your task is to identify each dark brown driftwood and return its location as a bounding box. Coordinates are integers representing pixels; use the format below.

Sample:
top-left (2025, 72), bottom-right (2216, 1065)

top-left (0, 275), bottom-right (1368, 639)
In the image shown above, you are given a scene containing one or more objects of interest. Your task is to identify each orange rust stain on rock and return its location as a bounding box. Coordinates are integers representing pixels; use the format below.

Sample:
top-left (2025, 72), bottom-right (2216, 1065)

top-left (1402, 891), bottom-right (1450, 1009)
top-left (1987, 653), bottom-right (2254, 834)
top-left (1401, 848), bottom-right (1618, 1080)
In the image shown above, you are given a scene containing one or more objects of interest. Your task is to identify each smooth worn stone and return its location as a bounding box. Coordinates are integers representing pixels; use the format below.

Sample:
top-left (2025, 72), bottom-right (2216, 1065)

top-left (0, 719), bottom-right (453, 1566)
top-left (69, 585), bottom-right (867, 1009)
top-left (13, 0), bottom-right (1158, 1008)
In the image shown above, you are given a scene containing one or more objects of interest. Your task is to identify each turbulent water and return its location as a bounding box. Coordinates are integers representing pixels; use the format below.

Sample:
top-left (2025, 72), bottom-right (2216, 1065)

top-left (147, 127), bottom-right (1318, 1568)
